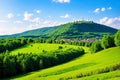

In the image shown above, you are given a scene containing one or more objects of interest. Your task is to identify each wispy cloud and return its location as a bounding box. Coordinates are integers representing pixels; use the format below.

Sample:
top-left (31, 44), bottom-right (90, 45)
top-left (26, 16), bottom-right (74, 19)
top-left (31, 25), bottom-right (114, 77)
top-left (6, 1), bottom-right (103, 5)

top-left (101, 8), bottom-right (106, 12)
top-left (108, 7), bottom-right (112, 10)
top-left (94, 7), bottom-right (112, 13)
top-left (13, 21), bottom-right (23, 24)
top-left (24, 12), bottom-right (33, 21)
top-left (53, 0), bottom-right (70, 3)
top-left (36, 10), bottom-right (41, 14)
top-left (31, 17), bottom-right (40, 23)
top-left (7, 13), bottom-right (14, 19)
top-left (42, 20), bottom-right (64, 27)
top-left (60, 14), bottom-right (70, 18)
top-left (94, 8), bottom-right (100, 13)
top-left (99, 17), bottom-right (120, 29)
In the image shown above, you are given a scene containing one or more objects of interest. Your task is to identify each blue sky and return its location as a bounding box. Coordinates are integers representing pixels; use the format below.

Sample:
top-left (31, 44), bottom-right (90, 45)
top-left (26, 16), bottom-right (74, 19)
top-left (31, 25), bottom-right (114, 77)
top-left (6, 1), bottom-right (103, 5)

top-left (0, 0), bottom-right (120, 35)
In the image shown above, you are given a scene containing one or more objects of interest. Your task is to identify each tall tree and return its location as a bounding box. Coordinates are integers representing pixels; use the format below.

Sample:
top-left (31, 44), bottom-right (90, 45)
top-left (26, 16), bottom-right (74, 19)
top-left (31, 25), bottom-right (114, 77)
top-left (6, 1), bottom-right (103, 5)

top-left (101, 35), bottom-right (115, 49)
top-left (90, 42), bottom-right (103, 53)
top-left (114, 30), bottom-right (120, 46)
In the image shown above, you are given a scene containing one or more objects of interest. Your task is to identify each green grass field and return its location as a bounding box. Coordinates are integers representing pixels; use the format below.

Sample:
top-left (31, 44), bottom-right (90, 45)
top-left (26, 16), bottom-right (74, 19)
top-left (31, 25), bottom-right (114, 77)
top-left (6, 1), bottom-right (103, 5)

top-left (10, 45), bottom-right (120, 80)
top-left (11, 43), bottom-right (89, 55)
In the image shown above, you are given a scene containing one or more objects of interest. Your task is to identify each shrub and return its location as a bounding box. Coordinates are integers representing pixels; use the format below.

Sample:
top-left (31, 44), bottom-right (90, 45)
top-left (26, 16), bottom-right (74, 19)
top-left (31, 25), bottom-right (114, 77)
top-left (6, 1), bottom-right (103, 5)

top-left (114, 30), bottom-right (120, 46)
top-left (90, 42), bottom-right (103, 53)
top-left (101, 35), bottom-right (115, 49)
top-left (58, 46), bottom-right (63, 49)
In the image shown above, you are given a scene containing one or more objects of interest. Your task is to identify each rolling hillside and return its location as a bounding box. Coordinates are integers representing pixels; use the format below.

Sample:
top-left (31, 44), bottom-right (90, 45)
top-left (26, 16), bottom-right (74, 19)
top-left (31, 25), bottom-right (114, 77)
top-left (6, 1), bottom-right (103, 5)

top-left (10, 47), bottom-right (120, 80)
top-left (10, 43), bottom-right (89, 55)
top-left (19, 21), bottom-right (117, 39)
top-left (0, 21), bottom-right (117, 39)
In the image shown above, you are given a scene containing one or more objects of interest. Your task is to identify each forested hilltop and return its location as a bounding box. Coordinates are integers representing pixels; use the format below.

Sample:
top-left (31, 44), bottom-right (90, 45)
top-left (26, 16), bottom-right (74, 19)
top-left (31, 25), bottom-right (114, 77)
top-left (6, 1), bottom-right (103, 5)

top-left (0, 21), bottom-right (117, 39)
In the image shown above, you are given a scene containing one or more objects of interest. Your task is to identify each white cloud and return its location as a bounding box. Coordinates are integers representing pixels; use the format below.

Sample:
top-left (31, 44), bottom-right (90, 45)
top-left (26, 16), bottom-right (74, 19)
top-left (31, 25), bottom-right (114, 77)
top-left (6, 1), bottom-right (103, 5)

top-left (7, 13), bottom-right (14, 19)
top-left (101, 8), bottom-right (106, 12)
top-left (53, 0), bottom-right (70, 3)
top-left (36, 10), bottom-right (41, 14)
top-left (24, 12), bottom-right (33, 21)
top-left (99, 17), bottom-right (120, 29)
top-left (31, 17), bottom-right (40, 23)
top-left (108, 7), bottom-right (112, 10)
top-left (94, 8), bottom-right (100, 13)
top-left (0, 26), bottom-right (27, 35)
top-left (60, 14), bottom-right (70, 18)
top-left (14, 21), bottom-right (23, 24)
top-left (25, 20), bottom-right (63, 31)
top-left (43, 21), bottom-right (51, 25)
top-left (94, 7), bottom-right (112, 13)
top-left (99, 17), bottom-right (108, 23)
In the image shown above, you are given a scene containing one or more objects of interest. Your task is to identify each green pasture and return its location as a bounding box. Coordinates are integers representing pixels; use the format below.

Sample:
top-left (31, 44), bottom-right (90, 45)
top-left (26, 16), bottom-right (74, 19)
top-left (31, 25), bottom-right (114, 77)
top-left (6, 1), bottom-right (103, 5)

top-left (10, 47), bottom-right (120, 80)
top-left (11, 43), bottom-right (89, 55)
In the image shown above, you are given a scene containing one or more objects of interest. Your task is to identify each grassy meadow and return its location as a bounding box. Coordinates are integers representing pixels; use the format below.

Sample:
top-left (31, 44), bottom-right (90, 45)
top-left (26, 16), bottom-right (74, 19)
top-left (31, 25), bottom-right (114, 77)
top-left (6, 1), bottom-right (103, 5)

top-left (10, 46), bottom-right (120, 80)
top-left (10, 43), bottom-right (89, 55)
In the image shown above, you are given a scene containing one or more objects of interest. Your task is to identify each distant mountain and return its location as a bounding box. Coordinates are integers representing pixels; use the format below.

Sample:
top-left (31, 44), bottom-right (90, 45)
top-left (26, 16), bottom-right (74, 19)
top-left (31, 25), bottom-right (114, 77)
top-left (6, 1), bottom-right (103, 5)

top-left (0, 21), bottom-right (117, 39)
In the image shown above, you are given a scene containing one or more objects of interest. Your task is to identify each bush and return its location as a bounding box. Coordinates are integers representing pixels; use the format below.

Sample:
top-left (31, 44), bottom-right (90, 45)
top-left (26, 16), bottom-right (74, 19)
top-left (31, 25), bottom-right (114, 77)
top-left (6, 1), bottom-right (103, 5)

top-left (101, 35), bottom-right (115, 49)
top-left (114, 30), bottom-right (120, 46)
top-left (58, 46), bottom-right (63, 49)
top-left (90, 42), bottom-right (103, 53)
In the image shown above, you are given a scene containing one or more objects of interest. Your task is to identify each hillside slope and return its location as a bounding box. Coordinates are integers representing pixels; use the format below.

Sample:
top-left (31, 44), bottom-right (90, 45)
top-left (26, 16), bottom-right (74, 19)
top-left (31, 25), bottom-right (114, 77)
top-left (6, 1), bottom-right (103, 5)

top-left (11, 47), bottom-right (120, 80)
top-left (20, 21), bottom-right (117, 38)
top-left (1, 21), bottom-right (117, 39)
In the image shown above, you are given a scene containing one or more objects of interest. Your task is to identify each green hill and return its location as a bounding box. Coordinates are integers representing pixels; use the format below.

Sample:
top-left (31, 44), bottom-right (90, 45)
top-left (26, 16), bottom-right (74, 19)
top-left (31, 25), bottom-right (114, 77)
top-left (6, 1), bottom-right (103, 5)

top-left (11, 47), bottom-right (120, 80)
top-left (20, 21), bottom-right (117, 39)
top-left (1, 21), bottom-right (117, 39)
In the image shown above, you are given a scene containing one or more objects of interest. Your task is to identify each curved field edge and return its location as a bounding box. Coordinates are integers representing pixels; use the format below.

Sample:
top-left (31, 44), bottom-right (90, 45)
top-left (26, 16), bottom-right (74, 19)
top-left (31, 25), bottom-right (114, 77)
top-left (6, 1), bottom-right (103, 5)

top-left (10, 47), bottom-right (120, 80)
top-left (10, 43), bottom-right (89, 55)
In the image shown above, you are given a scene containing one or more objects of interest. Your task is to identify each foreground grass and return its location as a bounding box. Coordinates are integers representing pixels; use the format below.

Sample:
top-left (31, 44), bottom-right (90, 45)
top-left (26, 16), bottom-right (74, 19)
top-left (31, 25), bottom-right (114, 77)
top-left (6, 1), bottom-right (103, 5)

top-left (11, 43), bottom-right (89, 55)
top-left (72, 70), bottom-right (120, 80)
top-left (10, 47), bottom-right (120, 80)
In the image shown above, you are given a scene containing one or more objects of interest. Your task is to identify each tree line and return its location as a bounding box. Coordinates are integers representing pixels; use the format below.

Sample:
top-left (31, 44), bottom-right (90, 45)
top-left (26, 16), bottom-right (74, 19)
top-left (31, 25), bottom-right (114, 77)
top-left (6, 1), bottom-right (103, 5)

top-left (0, 38), bottom-right (28, 53)
top-left (90, 30), bottom-right (120, 53)
top-left (0, 48), bottom-right (84, 78)
top-left (0, 37), bottom-right (92, 54)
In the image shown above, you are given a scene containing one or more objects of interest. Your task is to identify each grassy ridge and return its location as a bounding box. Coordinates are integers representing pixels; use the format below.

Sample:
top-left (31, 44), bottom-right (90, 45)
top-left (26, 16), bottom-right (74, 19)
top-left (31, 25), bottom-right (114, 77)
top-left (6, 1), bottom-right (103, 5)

top-left (11, 47), bottom-right (120, 80)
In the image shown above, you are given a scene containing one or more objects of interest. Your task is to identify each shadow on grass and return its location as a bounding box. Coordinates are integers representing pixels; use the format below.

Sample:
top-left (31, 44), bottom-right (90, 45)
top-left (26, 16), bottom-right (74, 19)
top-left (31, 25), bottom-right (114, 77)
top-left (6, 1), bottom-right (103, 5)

top-left (3, 70), bottom-right (42, 80)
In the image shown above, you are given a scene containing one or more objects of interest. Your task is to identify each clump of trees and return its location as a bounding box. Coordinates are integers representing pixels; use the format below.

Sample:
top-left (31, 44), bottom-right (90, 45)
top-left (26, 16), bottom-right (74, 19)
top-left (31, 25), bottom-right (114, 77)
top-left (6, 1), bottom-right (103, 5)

top-left (114, 30), bottom-right (120, 46)
top-left (0, 48), bottom-right (84, 78)
top-left (90, 42), bottom-right (103, 53)
top-left (101, 35), bottom-right (115, 49)
top-left (0, 38), bottom-right (27, 53)
top-left (90, 30), bottom-right (120, 53)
